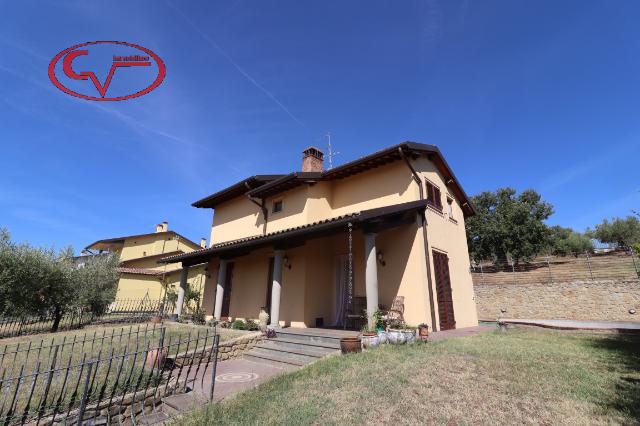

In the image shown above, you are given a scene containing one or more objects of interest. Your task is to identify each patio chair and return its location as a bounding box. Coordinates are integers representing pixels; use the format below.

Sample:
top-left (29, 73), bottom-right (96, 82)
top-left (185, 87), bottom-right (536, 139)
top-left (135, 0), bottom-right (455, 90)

top-left (344, 296), bottom-right (367, 330)
top-left (382, 296), bottom-right (405, 325)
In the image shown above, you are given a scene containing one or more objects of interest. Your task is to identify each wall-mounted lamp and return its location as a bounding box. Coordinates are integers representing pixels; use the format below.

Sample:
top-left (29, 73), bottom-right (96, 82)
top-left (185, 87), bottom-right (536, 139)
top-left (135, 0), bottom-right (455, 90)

top-left (376, 250), bottom-right (386, 266)
top-left (283, 256), bottom-right (292, 270)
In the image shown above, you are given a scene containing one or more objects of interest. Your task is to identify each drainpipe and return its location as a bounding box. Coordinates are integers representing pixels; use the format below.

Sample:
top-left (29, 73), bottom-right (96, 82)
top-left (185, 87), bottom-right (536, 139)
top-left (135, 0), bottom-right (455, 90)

top-left (245, 182), bottom-right (268, 234)
top-left (398, 147), bottom-right (438, 332)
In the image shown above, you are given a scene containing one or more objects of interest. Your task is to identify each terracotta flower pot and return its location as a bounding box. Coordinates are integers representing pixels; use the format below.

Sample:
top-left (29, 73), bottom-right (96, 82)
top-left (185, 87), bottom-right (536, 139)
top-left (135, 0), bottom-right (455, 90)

top-left (340, 337), bottom-right (362, 354)
top-left (361, 333), bottom-right (379, 349)
top-left (418, 325), bottom-right (429, 341)
top-left (145, 347), bottom-right (167, 369)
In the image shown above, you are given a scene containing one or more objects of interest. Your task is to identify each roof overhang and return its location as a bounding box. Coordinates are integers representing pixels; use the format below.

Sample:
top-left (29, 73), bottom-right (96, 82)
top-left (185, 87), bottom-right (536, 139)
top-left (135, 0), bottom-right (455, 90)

top-left (189, 142), bottom-right (475, 217)
top-left (160, 199), bottom-right (429, 266)
top-left (192, 175), bottom-right (286, 208)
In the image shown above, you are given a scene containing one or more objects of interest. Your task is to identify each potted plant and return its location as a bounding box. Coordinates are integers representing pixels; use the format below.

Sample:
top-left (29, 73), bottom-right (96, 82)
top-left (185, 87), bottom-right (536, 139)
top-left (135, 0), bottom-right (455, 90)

top-left (386, 319), bottom-right (406, 345)
top-left (401, 325), bottom-right (417, 344)
top-left (360, 325), bottom-right (379, 349)
top-left (418, 323), bottom-right (429, 341)
top-left (340, 336), bottom-right (362, 354)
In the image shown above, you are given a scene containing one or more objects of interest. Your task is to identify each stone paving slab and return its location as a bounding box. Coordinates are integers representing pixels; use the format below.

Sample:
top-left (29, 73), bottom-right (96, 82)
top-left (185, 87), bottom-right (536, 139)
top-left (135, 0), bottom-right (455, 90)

top-left (501, 318), bottom-right (640, 332)
top-left (193, 357), bottom-right (295, 402)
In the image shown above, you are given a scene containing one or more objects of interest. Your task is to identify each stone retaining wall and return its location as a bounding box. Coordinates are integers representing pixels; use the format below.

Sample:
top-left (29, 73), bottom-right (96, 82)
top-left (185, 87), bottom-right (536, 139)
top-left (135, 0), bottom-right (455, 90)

top-left (474, 279), bottom-right (640, 321)
top-left (217, 332), bottom-right (263, 361)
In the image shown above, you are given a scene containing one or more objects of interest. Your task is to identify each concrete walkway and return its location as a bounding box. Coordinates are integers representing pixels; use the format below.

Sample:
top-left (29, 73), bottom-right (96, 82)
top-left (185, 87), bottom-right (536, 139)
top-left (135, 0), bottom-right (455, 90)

top-left (500, 318), bottom-right (640, 333)
top-left (192, 357), bottom-right (294, 402)
top-left (428, 325), bottom-right (494, 341)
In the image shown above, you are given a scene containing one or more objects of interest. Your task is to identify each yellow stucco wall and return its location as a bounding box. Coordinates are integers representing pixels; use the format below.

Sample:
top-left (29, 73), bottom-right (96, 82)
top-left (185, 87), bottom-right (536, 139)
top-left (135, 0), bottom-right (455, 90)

top-left (202, 153), bottom-right (478, 330)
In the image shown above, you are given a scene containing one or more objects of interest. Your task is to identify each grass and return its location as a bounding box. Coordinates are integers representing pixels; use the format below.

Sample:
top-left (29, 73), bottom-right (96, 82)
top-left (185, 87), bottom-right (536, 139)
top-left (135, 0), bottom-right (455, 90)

top-left (179, 328), bottom-right (640, 425)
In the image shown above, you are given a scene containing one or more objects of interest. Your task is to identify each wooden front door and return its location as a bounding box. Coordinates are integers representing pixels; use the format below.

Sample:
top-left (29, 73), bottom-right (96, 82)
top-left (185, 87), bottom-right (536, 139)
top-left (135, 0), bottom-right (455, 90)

top-left (220, 262), bottom-right (234, 319)
top-left (433, 251), bottom-right (456, 330)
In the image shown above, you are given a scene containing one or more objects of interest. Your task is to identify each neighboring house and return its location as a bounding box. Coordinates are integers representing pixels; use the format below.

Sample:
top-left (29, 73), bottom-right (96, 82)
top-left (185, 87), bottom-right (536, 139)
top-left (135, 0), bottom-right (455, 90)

top-left (162, 142), bottom-right (479, 331)
top-left (85, 222), bottom-right (207, 305)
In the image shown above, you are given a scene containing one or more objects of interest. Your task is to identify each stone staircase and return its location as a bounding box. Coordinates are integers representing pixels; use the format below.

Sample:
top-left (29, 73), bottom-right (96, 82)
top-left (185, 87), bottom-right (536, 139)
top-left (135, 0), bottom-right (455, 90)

top-left (244, 328), bottom-right (356, 368)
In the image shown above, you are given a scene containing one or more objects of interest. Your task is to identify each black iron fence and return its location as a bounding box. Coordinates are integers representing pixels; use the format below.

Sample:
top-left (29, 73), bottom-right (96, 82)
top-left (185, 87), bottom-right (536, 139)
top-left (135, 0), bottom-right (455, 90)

top-left (472, 251), bottom-right (640, 285)
top-left (0, 325), bottom-right (220, 425)
top-left (0, 299), bottom-right (171, 339)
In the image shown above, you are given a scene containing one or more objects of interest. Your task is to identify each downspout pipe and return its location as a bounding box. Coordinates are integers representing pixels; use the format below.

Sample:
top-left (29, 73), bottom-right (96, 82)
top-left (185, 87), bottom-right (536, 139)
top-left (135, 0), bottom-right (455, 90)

top-left (245, 182), bottom-right (268, 234)
top-left (398, 147), bottom-right (438, 332)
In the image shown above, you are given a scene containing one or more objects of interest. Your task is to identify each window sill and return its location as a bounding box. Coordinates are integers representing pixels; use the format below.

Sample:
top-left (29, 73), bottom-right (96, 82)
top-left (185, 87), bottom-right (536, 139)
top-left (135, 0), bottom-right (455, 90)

top-left (426, 204), bottom-right (444, 215)
top-left (448, 217), bottom-right (458, 225)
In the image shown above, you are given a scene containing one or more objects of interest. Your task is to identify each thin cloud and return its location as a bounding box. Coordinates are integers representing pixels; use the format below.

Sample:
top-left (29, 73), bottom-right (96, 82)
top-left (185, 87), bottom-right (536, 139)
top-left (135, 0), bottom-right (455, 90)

top-left (166, 0), bottom-right (306, 127)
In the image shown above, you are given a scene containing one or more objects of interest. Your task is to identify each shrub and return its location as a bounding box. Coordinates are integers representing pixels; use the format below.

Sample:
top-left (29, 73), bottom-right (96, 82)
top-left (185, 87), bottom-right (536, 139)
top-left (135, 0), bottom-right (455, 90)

top-left (231, 319), bottom-right (246, 330)
top-left (192, 308), bottom-right (206, 325)
top-left (245, 319), bottom-right (259, 331)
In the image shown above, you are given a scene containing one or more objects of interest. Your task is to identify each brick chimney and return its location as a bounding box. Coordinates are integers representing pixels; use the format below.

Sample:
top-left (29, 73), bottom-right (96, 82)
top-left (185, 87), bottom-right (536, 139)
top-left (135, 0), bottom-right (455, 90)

top-left (155, 221), bottom-right (168, 233)
top-left (200, 238), bottom-right (207, 248)
top-left (302, 147), bottom-right (324, 172)
top-left (155, 223), bottom-right (163, 233)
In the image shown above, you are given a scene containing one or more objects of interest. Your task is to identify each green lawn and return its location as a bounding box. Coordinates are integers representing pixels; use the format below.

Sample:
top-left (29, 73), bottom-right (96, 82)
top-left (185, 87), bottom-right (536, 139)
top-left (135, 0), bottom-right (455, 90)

top-left (180, 328), bottom-right (640, 425)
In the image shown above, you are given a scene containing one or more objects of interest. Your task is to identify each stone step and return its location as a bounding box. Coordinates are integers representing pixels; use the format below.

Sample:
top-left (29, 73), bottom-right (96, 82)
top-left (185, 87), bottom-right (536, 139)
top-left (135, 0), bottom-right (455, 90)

top-left (250, 345), bottom-right (324, 363)
top-left (269, 336), bottom-right (341, 350)
top-left (274, 329), bottom-right (346, 347)
top-left (257, 341), bottom-right (336, 358)
top-left (244, 349), bottom-right (308, 367)
top-left (161, 393), bottom-right (206, 416)
top-left (138, 411), bottom-right (170, 425)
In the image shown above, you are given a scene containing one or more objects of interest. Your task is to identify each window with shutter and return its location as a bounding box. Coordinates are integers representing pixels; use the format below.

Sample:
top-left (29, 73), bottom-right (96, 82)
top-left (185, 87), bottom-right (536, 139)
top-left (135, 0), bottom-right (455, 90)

top-left (426, 180), bottom-right (442, 210)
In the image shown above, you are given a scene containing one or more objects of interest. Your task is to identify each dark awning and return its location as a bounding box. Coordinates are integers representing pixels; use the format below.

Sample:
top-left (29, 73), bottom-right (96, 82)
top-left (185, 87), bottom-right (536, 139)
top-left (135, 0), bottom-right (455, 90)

top-left (160, 199), bottom-right (429, 266)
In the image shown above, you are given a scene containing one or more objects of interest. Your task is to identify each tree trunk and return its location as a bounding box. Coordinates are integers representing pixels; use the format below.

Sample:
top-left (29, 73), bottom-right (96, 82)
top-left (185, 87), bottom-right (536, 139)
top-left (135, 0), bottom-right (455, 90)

top-left (51, 306), bottom-right (63, 332)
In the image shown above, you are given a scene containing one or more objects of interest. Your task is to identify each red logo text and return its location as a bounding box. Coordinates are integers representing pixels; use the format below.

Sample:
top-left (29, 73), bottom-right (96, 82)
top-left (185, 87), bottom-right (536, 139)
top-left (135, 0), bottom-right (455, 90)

top-left (48, 41), bottom-right (166, 101)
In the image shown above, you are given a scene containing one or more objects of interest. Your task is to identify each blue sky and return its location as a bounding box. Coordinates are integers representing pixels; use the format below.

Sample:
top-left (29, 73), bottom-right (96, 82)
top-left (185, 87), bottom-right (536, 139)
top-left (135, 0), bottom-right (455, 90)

top-left (1, 0), bottom-right (638, 252)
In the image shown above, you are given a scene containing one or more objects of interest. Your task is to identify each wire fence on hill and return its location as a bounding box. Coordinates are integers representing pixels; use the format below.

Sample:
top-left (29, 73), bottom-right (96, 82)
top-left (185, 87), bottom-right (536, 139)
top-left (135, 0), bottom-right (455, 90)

top-left (0, 298), bottom-right (170, 340)
top-left (472, 251), bottom-right (640, 285)
top-left (0, 325), bottom-right (220, 425)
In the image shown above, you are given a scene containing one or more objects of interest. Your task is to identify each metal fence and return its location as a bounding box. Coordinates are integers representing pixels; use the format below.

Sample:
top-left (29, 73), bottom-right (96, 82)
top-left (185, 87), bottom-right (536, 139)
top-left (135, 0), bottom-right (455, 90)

top-left (472, 251), bottom-right (640, 285)
top-left (0, 325), bottom-right (220, 425)
top-left (0, 299), bottom-right (169, 340)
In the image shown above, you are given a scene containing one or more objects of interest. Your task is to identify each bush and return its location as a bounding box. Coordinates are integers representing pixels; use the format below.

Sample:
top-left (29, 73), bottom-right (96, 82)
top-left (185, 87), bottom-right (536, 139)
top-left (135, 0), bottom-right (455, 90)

top-left (192, 308), bottom-right (206, 325)
top-left (245, 319), bottom-right (259, 331)
top-left (231, 319), bottom-right (246, 330)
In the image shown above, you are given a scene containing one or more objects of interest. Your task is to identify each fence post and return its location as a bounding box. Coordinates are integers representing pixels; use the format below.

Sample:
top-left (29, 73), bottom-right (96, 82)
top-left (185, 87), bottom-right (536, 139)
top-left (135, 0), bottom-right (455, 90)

top-left (209, 334), bottom-right (220, 401)
top-left (630, 250), bottom-right (640, 279)
top-left (510, 260), bottom-right (516, 285)
top-left (586, 252), bottom-right (594, 281)
top-left (546, 256), bottom-right (552, 284)
top-left (77, 362), bottom-right (94, 425)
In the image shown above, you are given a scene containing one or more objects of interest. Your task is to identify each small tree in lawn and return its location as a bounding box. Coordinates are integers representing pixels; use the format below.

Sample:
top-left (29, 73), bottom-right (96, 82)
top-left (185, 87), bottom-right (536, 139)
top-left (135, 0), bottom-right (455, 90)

top-left (465, 188), bottom-right (554, 264)
top-left (67, 252), bottom-right (119, 317)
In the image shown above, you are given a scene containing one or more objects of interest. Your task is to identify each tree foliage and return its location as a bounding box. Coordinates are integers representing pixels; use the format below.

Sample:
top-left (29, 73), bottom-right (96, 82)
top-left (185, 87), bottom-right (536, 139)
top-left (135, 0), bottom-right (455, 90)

top-left (547, 226), bottom-right (593, 256)
top-left (590, 216), bottom-right (640, 249)
top-left (465, 188), bottom-right (553, 263)
top-left (0, 228), bottom-right (119, 325)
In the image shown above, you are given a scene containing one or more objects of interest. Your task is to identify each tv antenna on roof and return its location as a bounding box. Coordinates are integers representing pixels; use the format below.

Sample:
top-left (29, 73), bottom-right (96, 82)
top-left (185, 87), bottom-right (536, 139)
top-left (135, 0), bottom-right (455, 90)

top-left (326, 132), bottom-right (339, 169)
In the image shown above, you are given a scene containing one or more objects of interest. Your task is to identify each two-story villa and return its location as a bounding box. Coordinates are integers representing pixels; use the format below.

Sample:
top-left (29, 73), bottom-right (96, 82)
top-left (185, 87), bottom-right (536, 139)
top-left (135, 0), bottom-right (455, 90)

top-left (162, 142), bottom-right (478, 331)
top-left (86, 222), bottom-right (206, 303)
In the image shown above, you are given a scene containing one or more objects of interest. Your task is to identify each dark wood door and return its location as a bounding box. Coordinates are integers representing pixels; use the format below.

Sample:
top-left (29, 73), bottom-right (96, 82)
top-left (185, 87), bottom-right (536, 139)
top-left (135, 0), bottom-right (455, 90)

top-left (220, 262), bottom-right (234, 319)
top-left (433, 251), bottom-right (456, 330)
top-left (265, 257), bottom-right (274, 312)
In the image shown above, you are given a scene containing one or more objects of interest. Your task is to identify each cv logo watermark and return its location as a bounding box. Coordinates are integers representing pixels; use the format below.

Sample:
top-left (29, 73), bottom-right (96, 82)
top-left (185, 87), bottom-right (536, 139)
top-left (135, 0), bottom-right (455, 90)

top-left (48, 41), bottom-right (166, 101)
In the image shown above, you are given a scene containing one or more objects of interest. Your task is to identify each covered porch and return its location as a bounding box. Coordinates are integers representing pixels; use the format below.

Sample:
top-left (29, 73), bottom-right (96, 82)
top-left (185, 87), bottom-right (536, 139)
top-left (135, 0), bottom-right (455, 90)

top-left (166, 200), bottom-right (434, 330)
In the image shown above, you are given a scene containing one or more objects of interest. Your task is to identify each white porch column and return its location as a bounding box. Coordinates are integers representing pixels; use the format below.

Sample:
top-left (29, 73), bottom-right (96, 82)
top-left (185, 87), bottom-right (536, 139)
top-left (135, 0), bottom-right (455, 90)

top-left (213, 260), bottom-right (228, 320)
top-left (364, 232), bottom-right (379, 329)
top-left (175, 266), bottom-right (189, 316)
top-left (270, 250), bottom-right (284, 327)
